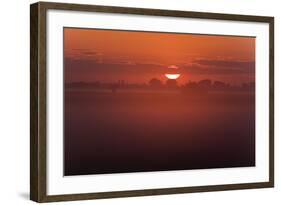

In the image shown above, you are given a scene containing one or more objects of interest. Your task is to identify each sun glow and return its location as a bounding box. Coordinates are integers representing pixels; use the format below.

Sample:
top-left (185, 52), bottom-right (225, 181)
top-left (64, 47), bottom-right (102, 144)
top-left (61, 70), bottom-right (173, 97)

top-left (165, 74), bottom-right (180, 80)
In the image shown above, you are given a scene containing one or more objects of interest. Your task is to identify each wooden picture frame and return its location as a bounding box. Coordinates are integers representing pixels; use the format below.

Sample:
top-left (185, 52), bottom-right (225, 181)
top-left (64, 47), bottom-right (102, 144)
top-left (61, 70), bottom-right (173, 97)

top-left (30, 1), bottom-right (274, 202)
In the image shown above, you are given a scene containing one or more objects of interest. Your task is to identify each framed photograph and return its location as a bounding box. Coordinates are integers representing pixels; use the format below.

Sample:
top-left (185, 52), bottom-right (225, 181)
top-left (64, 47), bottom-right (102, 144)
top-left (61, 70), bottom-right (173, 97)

top-left (30, 2), bottom-right (274, 202)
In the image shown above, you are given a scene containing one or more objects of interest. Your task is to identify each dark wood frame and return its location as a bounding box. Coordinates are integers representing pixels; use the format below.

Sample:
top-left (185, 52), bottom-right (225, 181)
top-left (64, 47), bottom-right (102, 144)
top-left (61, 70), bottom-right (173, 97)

top-left (30, 1), bottom-right (274, 203)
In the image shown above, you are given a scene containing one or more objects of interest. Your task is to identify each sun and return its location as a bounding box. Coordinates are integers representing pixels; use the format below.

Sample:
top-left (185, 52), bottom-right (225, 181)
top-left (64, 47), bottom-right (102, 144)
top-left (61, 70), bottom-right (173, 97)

top-left (165, 65), bottom-right (181, 79)
top-left (165, 74), bottom-right (180, 79)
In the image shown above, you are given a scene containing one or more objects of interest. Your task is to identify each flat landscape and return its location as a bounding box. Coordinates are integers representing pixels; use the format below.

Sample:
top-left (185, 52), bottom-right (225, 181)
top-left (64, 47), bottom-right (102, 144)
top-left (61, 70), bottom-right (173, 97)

top-left (64, 89), bottom-right (255, 176)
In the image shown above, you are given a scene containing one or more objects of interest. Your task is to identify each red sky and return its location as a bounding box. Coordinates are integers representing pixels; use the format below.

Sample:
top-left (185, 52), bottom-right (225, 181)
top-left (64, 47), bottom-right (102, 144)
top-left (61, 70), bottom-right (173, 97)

top-left (64, 28), bottom-right (255, 85)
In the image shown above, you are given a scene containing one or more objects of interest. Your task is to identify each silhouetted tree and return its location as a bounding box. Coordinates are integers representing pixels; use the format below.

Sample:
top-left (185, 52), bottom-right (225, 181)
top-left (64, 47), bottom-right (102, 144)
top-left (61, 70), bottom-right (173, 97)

top-left (181, 81), bottom-right (208, 95)
top-left (198, 79), bottom-right (212, 89)
top-left (166, 79), bottom-right (178, 88)
top-left (110, 84), bottom-right (118, 93)
top-left (149, 78), bottom-right (163, 88)
top-left (184, 81), bottom-right (198, 89)
top-left (213, 81), bottom-right (226, 89)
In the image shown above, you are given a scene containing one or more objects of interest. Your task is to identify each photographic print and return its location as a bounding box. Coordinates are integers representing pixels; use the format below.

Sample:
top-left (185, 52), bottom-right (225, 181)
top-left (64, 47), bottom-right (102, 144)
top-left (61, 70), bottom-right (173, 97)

top-left (64, 28), bottom-right (256, 176)
top-left (30, 2), bottom-right (274, 202)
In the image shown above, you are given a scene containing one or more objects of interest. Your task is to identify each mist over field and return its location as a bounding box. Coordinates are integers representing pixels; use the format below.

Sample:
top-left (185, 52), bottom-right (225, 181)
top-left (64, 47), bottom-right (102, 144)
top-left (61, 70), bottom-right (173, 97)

top-left (64, 88), bottom-right (255, 175)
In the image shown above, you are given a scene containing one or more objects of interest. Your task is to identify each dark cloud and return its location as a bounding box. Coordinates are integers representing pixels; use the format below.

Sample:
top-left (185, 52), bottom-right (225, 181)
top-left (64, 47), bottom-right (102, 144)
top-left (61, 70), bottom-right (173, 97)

top-left (65, 58), bottom-right (162, 70)
top-left (66, 49), bottom-right (102, 59)
top-left (64, 57), bottom-right (255, 83)
top-left (193, 59), bottom-right (254, 71)
top-left (64, 57), bottom-right (164, 82)
top-left (194, 59), bottom-right (254, 67)
top-left (80, 51), bottom-right (100, 56)
top-left (180, 59), bottom-right (255, 75)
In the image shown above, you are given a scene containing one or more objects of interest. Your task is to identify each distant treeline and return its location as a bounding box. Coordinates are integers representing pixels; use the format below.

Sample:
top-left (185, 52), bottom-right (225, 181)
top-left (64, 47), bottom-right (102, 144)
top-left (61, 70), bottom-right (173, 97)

top-left (65, 78), bottom-right (255, 92)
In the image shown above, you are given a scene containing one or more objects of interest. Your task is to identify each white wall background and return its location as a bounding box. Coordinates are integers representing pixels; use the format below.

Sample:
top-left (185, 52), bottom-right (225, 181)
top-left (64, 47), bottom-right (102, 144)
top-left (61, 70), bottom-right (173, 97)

top-left (0, 0), bottom-right (279, 204)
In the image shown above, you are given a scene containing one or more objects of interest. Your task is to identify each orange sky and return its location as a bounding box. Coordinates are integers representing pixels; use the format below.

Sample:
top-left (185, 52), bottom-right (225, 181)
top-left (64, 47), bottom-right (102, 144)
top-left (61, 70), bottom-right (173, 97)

top-left (64, 28), bottom-right (255, 85)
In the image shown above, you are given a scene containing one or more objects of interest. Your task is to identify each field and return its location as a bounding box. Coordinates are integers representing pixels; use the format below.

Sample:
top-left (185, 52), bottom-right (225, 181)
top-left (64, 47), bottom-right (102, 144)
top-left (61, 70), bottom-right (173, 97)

top-left (64, 89), bottom-right (255, 176)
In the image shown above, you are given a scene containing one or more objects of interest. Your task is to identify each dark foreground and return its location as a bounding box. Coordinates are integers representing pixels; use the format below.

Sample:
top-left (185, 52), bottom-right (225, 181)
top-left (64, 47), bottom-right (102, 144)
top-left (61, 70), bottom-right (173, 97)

top-left (64, 90), bottom-right (255, 176)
